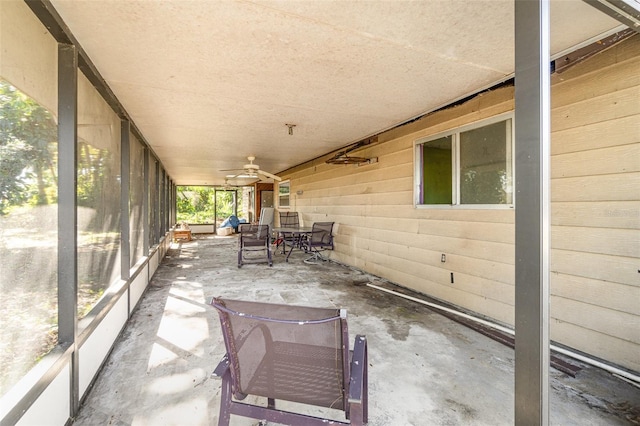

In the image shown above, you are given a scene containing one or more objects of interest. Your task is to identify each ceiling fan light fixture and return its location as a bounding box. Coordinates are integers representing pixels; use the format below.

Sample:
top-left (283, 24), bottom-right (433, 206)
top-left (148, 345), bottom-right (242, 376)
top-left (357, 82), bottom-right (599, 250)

top-left (221, 156), bottom-right (282, 182)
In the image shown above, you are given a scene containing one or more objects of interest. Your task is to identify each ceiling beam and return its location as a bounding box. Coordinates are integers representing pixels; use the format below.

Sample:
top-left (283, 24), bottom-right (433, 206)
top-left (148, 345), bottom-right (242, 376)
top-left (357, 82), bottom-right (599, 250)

top-left (583, 0), bottom-right (640, 32)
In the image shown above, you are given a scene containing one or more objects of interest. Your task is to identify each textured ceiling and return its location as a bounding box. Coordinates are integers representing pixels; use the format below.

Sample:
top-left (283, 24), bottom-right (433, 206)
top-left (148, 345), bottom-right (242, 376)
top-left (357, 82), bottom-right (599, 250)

top-left (49, 0), bottom-right (623, 185)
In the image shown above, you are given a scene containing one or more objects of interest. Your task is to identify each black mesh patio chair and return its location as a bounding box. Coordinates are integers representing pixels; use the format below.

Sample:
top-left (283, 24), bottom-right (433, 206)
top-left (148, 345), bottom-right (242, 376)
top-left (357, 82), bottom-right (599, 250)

top-left (237, 224), bottom-right (272, 267)
top-left (210, 297), bottom-right (368, 426)
top-left (302, 221), bottom-right (334, 264)
top-left (279, 211), bottom-right (299, 227)
top-left (277, 211), bottom-right (300, 253)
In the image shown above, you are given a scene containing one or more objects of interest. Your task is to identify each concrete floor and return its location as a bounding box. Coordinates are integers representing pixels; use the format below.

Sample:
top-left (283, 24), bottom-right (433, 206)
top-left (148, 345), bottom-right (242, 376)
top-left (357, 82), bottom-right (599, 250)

top-left (74, 235), bottom-right (639, 425)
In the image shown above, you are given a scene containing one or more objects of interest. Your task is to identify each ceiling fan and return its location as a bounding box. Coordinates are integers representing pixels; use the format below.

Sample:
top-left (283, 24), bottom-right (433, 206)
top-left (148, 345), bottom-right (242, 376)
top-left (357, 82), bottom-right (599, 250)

top-left (221, 156), bottom-right (282, 181)
top-left (221, 179), bottom-right (244, 190)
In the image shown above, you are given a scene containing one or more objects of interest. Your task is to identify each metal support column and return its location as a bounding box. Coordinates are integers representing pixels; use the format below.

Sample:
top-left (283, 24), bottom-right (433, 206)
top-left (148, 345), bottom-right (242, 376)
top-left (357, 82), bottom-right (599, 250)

top-left (161, 169), bottom-right (166, 235)
top-left (514, 0), bottom-right (551, 424)
top-left (170, 180), bottom-right (175, 226)
top-left (58, 42), bottom-right (79, 417)
top-left (120, 120), bottom-right (131, 300)
top-left (173, 181), bottom-right (177, 226)
top-left (143, 147), bottom-right (150, 255)
top-left (154, 160), bottom-right (160, 244)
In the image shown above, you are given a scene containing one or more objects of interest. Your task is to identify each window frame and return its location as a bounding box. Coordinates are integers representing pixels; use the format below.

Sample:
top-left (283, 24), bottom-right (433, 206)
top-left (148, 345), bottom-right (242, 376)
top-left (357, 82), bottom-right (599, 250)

top-left (414, 112), bottom-right (515, 209)
top-left (278, 180), bottom-right (291, 208)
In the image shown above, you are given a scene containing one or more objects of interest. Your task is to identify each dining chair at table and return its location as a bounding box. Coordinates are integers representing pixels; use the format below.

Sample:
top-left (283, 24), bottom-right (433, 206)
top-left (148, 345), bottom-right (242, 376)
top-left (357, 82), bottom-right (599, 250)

top-left (277, 211), bottom-right (300, 253)
top-left (302, 222), bottom-right (334, 264)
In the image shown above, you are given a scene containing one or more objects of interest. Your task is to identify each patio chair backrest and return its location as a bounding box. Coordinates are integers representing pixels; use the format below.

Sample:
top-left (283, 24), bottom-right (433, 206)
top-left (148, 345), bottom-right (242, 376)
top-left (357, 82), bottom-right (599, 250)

top-left (238, 223), bottom-right (269, 244)
top-left (211, 298), bottom-right (349, 410)
top-left (237, 224), bottom-right (272, 267)
top-left (279, 211), bottom-right (299, 228)
top-left (309, 221), bottom-right (334, 248)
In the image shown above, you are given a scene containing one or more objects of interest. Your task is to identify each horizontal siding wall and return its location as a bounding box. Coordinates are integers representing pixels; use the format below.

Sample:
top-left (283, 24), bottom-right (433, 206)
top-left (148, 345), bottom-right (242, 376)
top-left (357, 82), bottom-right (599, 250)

top-left (289, 84), bottom-right (517, 329)
top-left (284, 35), bottom-right (640, 372)
top-left (548, 34), bottom-right (640, 372)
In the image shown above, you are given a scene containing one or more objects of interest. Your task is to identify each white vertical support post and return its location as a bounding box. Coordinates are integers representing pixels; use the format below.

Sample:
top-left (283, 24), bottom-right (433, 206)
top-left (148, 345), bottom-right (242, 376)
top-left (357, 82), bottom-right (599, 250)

top-left (514, 0), bottom-right (551, 424)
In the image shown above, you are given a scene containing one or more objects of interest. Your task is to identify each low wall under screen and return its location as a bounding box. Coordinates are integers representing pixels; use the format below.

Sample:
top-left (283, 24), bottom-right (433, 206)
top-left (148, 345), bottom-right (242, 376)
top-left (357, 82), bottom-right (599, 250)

top-left (78, 292), bottom-right (129, 397)
top-left (130, 265), bottom-right (149, 310)
top-left (16, 364), bottom-right (70, 426)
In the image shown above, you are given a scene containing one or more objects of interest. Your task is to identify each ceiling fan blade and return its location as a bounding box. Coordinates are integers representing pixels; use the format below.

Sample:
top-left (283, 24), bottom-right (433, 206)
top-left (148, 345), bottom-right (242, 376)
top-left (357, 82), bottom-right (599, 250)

top-left (257, 169), bottom-right (282, 181)
top-left (220, 168), bottom-right (246, 172)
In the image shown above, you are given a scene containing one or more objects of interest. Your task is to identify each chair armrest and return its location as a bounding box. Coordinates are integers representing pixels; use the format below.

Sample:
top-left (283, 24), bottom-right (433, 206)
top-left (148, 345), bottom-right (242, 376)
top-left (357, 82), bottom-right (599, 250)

top-left (348, 335), bottom-right (367, 404)
top-left (211, 354), bottom-right (230, 379)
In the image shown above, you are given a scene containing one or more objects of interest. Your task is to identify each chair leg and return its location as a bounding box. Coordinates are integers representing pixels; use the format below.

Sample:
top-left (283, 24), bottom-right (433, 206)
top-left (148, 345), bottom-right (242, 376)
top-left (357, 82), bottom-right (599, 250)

top-left (218, 370), bottom-right (233, 426)
top-left (237, 249), bottom-right (242, 268)
top-left (363, 358), bottom-right (369, 423)
top-left (348, 402), bottom-right (364, 426)
top-left (348, 335), bottom-right (368, 425)
top-left (303, 248), bottom-right (327, 264)
top-left (348, 373), bottom-right (368, 425)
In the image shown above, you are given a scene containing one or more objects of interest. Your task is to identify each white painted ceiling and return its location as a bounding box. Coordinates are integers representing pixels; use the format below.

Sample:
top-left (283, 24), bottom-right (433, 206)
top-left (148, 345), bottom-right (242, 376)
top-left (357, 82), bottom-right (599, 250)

top-left (49, 0), bottom-right (623, 185)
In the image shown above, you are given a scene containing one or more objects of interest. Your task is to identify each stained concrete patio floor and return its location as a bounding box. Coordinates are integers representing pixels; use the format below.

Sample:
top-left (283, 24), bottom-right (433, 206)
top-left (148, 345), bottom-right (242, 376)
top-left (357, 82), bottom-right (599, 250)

top-left (74, 235), bottom-right (639, 425)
